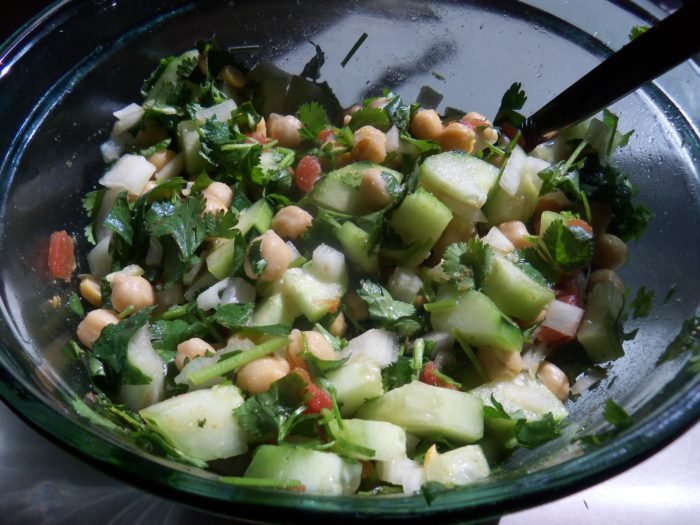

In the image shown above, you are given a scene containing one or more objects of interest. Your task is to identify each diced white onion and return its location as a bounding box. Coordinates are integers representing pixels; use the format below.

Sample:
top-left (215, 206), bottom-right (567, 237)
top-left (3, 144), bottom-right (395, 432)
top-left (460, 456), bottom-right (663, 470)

top-left (87, 235), bottom-right (113, 277)
top-left (99, 154), bottom-right (156, 195)
top-left (341, 329), bottom-right (399, 368)
top-left (155, 152), bottom-right (185, 181)
top-left (385, 125), bottom-right (400, 154)
top-left (184, 272), bottom-right (218, 302)
top-left (521, 343), bottom-right (550, 377)
top-left (194, 99), bottom-right (238, 124)
top-left (112, 103), bottom-right (145, 136)
top-left (100, 138), bottom-right (125, 163)
top-left (523, 156), bottom-right (549, 194)
top-left (482, 226), bottom-right (515, 253)
top-left (376, 457), bottom-right (425, 494)
top-left (311, 244), bottom-right (346, 282)
top-left (220, 277), bottom-right (256, 305)
top-left (542, 300), bottom-right (585, 337)
top-left (570, 368), bottom-right (606, 396)
top-left (196, 278), bottom-right (230, 311)
top-left (499, 145), bottom-right (527, 196)
top-left (285, 241), bottom-right (302, 262)
top-left (387, 267), bottom-right (423, 303)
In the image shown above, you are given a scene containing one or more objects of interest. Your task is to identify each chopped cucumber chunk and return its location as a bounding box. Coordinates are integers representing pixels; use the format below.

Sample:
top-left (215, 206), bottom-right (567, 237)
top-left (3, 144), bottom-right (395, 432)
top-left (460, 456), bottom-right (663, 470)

top-left (389, 186), bottom-right (453, 249)
top-left (424, 444), bottom-right (490, 486)
top-left (577, 281), bottom-right (625, 363)
top-left (327, 419), bottom-right (407, 460)
top-left (327, 358), bottom-right (384, 416)
top-left (120, 325), bottom-right (165, 412)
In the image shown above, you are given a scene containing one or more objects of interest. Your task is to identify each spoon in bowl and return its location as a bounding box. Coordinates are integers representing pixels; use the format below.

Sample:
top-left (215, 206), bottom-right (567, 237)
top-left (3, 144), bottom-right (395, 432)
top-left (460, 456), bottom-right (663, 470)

top-left (516, 0), bottom-right (700, 151)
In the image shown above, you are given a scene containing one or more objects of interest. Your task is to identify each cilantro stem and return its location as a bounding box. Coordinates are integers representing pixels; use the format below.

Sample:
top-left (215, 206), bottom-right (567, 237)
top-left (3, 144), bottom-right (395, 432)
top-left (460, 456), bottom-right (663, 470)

top-left (189, 336), bottom-right (289, 385)
top-left (412, 338), bottom-right (425, 381)
top-left (432, 368), bottom-right (462, 388)
top-left (452, 330), bottom-right (489, 382)
top-left (564, 139), bottom-right (588, 173)
top-left (154, 304), bottom-right (189, 321)
top-left (340, 32), bottom-right (368, 67)
top-left (118, 305), bottom-right (135, 319)
top-left (219, 476), bottom-right (303, 489)
top-left (423, 298), bottom-right (457, 313)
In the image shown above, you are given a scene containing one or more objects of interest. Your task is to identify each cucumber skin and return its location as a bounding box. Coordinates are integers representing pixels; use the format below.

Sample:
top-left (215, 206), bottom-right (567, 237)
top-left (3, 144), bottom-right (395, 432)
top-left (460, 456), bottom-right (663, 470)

top-left (244, 445), bottom-right (362, 495)
top-left (282, 264), bottom-right (346, 322)
top-left (482, 256), bottom-right (554, 323)
top-left (336, 221), bottom-right (379, 275)
top-left (355, 381), bottom-right (484, 443)
top-left (390, 186), bottom-right (453, 249)
top-left (327, 419), bottom-right (407, 461)
top-left (577, 281), bottom-right (625, 363)
top-left (177, 120), bottom-right (206, 176)
top-left (206, 239), bottom-right (235, 279)
top-left (431, 290), bottom-right (523, 352)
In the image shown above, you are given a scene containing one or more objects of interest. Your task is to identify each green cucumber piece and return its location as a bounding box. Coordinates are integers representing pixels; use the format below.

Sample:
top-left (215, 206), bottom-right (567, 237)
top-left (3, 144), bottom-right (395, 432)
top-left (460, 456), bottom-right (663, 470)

top-left (389, 186), bottom-right (453, 249)
top-left (355, 381), bottom-right (483, 443)
top-left (236, 199), bottom-right (274, 236)
top-left (327, 358), bottom-right (384, 416)
top-left (140, 383), bottom-right (247, 462)
top-left (482, 256), bottom-right (554, 323)
top-left (470, 373), bottom-right (568, 422)
top-left (244, 445), bottom-right (362, 495)
top-left (430, 290), bottom-right (523, 352)
top-left (310, 162), bottom-right (403, 215)
top-left (177, 120), bottom-right (206, 176)
top-left (538, 211), bottom-right (564, 240)
top-left (206, 239), bottom-right (235, 280)
top-left (282, 263), bottom-right (347, 322)
top-left (144, 49), bottom-right (199, 106)
top-left (483, 175), bottom-right (540, 225)
top-left (577, 281), bottom-right (625, 363)
top-left (424, 445), bottom-right (490, 486)
top-left (120, 325), bottom-right (165, 412)
top-left (419, 151), bottom-right (499, 211)
top-left (252, 291), bottom-right (300, 326)
top-left (336, 221), bottom-right (379, 275)
top-left (327, 419), bottom-right (407, 461)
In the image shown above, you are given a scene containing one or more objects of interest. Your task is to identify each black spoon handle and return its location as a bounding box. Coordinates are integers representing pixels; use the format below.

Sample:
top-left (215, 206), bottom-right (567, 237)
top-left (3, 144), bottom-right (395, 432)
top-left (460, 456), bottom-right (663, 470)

top-left (520, 0), bottom-right (700, 150)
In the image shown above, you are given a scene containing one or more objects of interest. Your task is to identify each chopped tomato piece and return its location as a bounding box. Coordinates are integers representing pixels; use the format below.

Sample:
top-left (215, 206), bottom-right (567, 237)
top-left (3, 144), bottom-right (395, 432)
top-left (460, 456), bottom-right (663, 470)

top-left (294, 155), bottom-right (322, 192)
top-left (420, 362), bottom-right (458, 390)
top-left (48, 230), bottom-right (75, 281)
top-left (535, 325), bottom-right (575, 346)
top-left (555, 278), bottom-right (582, 307)
top-left (292, 368), bottom-right (334, 414)
top-left (318, 128), bottom-right (335, 143)
top-left (566, 218), bottom-right (593, 233)
top-left (245, 132), bottom-right (268, 145)
top-left (558, 293), bottom-right (582, 309)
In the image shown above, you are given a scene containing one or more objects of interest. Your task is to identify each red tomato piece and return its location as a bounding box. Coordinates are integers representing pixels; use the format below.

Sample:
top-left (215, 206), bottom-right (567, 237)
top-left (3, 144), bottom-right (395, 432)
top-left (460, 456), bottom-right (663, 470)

top-left (535, 325), bottom-right (574, 346)
top-left (305, 383), bottom-right (333, 414)
top-left (318, 128), bottom-right (335, 143)
top-left (566, 218), bottom-right (593, 233)
top-left (420, 362), bottom-right (458, 390)
top-left (294, 155), bottom-right (322, 192)
top-left (48, 230), bottom-right (75, 281)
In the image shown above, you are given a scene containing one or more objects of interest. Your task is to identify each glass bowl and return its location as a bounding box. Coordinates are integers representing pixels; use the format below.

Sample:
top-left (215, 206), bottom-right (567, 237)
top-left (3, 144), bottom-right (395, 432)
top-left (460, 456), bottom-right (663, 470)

top-left (0, 0), bottom-right (698, 522)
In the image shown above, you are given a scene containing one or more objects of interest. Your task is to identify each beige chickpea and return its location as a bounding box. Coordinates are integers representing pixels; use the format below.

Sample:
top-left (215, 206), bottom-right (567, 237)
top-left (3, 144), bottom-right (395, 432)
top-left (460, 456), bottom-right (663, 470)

top-left (110, 274), bottom-right (156, 313)
top-left (271, 205), bottom-right (313, 240)
top-left (477, 347), bottom-right (522, 382)
top-left (285, 329), bottom-right (337, 369)
top-left (352, 126), bottom-right (387, 164)
top-left (79, 275), bottom-right (103, 307)
top-left (438, 122), bottom-right (476, 153)
top-left (244, 230), bottom-right (294, 282)
top-left (76, 309), bottom-right (120, 348)
top-left (202, 182), bottom-right (233, 214)
top-left (329, 312), bottom-right (348, 337)
top-left (537, 360), bottom-right (569, 401)
top-left (236, 355), bottom-right (291, 394)
top-left (498, 221), bottom-right (532, 249)
top-left (268, 114), bottom-right (302, 148)
top-left (593, 233), bottom-right (628, 270)
top-left (147, 149), bottom-right (177, 172)
top-left (462, 112), bottom-right (498, 151)
top-left (410, 109), bottom-right (443, 140)
top-left (587, 269), bottom-right (624, 293)
top-left (359, 168), bottom-right (392, 211)
top-left (344, 291), bottom-right (369, 322)
top-left (220, 64), bottom-right (247, 89)
top-left (175, 338), bottom-right (214, 371)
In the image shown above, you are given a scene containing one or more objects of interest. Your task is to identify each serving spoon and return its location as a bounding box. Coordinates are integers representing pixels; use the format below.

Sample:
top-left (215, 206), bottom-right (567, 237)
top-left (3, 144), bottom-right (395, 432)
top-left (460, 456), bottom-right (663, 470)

top-left (517, 0), bottom-right (700, 151)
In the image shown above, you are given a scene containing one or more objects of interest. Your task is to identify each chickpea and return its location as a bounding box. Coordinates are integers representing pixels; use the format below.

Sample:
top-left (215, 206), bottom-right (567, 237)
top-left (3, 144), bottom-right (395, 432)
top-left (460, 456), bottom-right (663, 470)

top-left (344, 291), bottom-right (369, 322)
top-left (368, 97), bottom-right (389, 109)
top-left (537, 361), bottom-right (569, 401)
top-left (286, 329), bottom-right (337, 369)
top-left (462, 112), bottom-right (498, 152)
top-left (271, 205), bottom-right (313, 240)
top-left (410, 109), bottom-right (443, 140)
top-left (438, 122), bottom-right (476, 153)
top-left (352, 126), bottom-right (387, 164)
top-left (175, 338), bottom-right (214, 371)
top-left (79, 275), bottom-right (103, 307)
top-left (268, 114), bottom-right (302, 148)
top-left (76, 309), bottom-right (120, 348)
top-left (477, 347), bottom-right (522, 382)
top-left (147, 149), bottom-right (177, 172)
top-left (329, 312), bottom-right (348, 337)
top-left (236, 355), bottom-right (290, 394)
top-left (359, 168), bottom-right (392, 211)
top-left (592, 232), bottom-right (628, 270)
top-left (244, 230), bottom-right (293, 282)
top-left (498, 221), bottom-right (532, 249)
top-left (587, 269), bottom-right (624, 293)
top-left (110, 274), bottom-right (156, 313)
top-left (202, 182), bottom-right (233, 214)
top-left (220, 64), bottom-right (246, 89)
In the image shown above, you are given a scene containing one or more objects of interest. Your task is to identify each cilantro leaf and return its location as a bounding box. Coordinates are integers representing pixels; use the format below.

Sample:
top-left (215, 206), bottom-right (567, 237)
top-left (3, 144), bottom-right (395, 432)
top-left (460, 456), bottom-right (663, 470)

top-left (103, 191), bottom-right (134, 245)
top-left (515, 413), bottom-right (562, 448)
top-left (383, 89), bottom-right (411, 131)
top-left (297, 101), bottom-right (329, 142)
top-left (421, 481), bottom-right (448, 505)
top-left (524, 218), bottom-right (593, 276)
top-left (82, 189), bottom-right (105, 245)
top-left (357, 279), bottom-right (416, 326)
top-left (630, 286), bottom-right (654, 319)
top-left (494, 82), bottom-right (527, 129)
top-left (211, 303), bottom-right (254, 329)
top-left (658, 315), bottom-right (700, 372)
top-left (629, 25), bottom-right (649, 41)
top-left (303, 351), bottom-right (348, 377)
top-left (382, 356), bottom-right (414, 391)
top-left (442, 240), bottom-right (492, 290)
top-left (300, 41), bottom-right (325, 82)
top-left (92, 307), bottom-right (155, 378)
top-left (348, 106), bottom-right (391, 132)
top-left (150, 319), bottom-right (207, 363)
top-left (580, 399), bottom-right (634, 446)
top-left (483, 394), bottom-right (511, 419)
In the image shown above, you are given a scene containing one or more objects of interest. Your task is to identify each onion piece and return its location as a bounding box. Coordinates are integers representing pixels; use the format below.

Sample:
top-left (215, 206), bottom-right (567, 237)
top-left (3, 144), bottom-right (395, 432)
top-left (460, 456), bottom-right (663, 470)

top-left (499, 145), bottom-right (527, 196)
top-left (570, 368), bottom-right (607, 396)
top-left (87, 234), bottom-right (113, 277)
top-left (521, 343), bottom-right (550, 377)
top-left (311, 244), bottom-right (346, 282)
top-left (99, 154), bottom-right (156, 195)
top-left (196, 278), bottom-right (230, 311)
top-left (112, 103), bottom-right (145, 136)
top-left (385, 125), bottom-right (400, 154)
top-left (387, 267), bottom-right (423, 303)
top-left (482, 226), bottom-right (515, 254)
top-left (220, 277), bottom-right (256, 305)
top-left (542, 300), bottom-right (585, 337)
